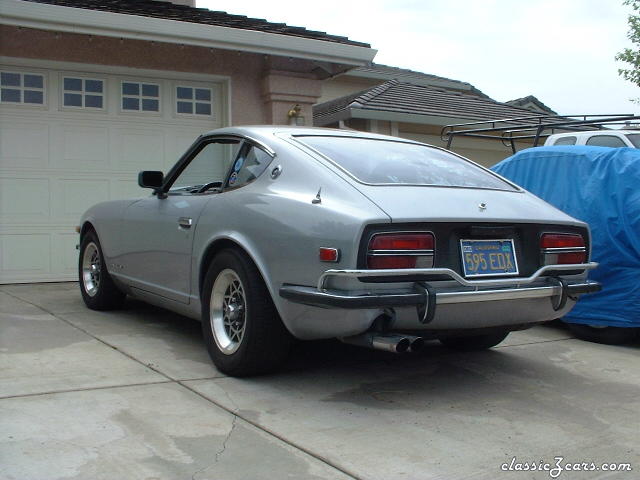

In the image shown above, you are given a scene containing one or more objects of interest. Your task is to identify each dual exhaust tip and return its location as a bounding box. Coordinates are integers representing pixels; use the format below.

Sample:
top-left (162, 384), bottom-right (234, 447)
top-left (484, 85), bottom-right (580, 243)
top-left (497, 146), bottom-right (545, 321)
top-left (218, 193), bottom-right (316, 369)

top-left (342, 332), bottom-right (425, 354)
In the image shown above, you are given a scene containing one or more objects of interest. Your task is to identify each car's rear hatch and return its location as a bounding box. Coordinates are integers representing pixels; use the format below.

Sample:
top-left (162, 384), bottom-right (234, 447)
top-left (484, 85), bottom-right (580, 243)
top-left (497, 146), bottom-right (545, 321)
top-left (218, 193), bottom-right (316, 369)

top-left (352, 183), bottom-right (581, 225)
top-left (352, 185), bottom-right (589, 279)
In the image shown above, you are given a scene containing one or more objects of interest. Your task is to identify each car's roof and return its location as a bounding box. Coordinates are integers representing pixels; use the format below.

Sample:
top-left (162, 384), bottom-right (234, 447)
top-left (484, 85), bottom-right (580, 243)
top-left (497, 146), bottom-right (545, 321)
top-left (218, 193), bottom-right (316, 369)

top-left (200, 125), bottom-right (423, 144)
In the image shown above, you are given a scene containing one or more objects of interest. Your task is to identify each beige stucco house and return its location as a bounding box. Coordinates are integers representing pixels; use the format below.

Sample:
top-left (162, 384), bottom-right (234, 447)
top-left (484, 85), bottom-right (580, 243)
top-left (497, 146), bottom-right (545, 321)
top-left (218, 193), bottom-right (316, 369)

top-left (0, 0), bottom-right (551, 284)
top-left (0, 0), bottom-right (375, 283)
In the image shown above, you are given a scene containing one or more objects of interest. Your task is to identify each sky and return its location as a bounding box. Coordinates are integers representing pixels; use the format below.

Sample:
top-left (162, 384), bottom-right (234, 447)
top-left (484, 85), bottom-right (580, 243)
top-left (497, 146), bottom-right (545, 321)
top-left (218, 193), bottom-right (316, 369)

top-left (197, 0), bottom-right (639, 116)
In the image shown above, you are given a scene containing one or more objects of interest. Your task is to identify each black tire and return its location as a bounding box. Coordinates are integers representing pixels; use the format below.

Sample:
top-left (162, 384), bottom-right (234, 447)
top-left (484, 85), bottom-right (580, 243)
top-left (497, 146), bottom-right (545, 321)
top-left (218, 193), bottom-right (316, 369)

top-left (78, 230), bottom-right (126, 310)
top-left (439, 330), bottom-right (509, 351)
top-left (201, 248), bottom-right (293, 376)
top-left (567, 324), bottom-right (637, 345)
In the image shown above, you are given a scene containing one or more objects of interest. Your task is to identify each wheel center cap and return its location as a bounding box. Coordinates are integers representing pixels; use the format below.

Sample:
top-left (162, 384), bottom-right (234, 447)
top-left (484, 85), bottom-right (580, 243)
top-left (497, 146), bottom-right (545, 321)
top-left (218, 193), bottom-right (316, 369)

top-left (225, 302), bottom-right (241, 321)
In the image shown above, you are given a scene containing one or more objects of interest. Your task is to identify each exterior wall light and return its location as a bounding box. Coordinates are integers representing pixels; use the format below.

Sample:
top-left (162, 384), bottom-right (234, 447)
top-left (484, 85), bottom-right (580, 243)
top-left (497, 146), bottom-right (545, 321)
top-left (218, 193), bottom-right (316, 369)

top-left (287, 104), bottom-right (305, 126)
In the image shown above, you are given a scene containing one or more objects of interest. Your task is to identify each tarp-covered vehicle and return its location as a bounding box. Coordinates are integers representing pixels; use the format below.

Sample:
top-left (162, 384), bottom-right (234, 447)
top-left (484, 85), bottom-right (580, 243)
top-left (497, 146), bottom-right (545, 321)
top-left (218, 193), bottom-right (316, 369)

top-left (492, 146), bottom-right (640, 344)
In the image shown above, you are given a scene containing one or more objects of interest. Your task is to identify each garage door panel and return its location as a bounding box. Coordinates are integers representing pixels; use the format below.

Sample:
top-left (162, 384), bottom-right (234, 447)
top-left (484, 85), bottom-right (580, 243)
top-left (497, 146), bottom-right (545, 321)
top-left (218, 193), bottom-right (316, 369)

top-left (112, 179), bottom-right (146, 200)
top-left (51, 124), bottom-right (110, 168)
top-left (0, 177), bottom-right (50, 221)
top-left (51, 233), bottom-right (79, 276)
top-left (0, 233), bottom-right (51, 278)
top-left (0, 122), bottom-right (49, 169)
top-left (54, 178), bottom-right (110, 220)
top-left (115, 128), bottom-right (165, 171)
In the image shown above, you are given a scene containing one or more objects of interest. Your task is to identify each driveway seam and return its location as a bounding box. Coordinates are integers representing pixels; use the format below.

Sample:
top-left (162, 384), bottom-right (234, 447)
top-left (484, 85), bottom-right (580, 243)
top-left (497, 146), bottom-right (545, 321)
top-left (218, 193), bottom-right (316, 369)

top-left (2, 290), bottom-right (361, 480)
top-left (495, 337), bottom-right (574, 348)
top-left (0, 380), bottom-right (174, 400)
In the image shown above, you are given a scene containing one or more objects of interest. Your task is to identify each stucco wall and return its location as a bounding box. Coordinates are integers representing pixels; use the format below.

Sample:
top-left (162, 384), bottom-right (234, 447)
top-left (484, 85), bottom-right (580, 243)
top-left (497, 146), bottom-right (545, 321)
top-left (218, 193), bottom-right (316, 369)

top-left (319, 76), bottom-right (380, 104)
top-left (0, 25), bottom-right (324, 126)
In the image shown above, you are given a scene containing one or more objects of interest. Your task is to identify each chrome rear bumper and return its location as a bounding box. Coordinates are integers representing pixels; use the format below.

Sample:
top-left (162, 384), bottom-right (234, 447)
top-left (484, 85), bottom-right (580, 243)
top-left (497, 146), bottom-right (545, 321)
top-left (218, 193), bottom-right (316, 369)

top-left (280, 280), bottom-right (601, 309)
top-left (279, 263), bottom-right (601, 319)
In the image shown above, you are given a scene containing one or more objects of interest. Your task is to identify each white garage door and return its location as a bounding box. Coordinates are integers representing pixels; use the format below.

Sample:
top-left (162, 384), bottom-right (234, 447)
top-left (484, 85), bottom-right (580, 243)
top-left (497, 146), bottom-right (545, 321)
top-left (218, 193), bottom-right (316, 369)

top-left (0, 60), bottom-right (228, 284)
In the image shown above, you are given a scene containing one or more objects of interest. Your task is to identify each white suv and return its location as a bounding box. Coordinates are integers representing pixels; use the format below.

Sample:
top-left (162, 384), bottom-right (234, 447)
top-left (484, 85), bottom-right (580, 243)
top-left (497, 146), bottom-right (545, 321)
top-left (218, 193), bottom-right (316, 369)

top-left (544, 130), bottom-right (640, 148)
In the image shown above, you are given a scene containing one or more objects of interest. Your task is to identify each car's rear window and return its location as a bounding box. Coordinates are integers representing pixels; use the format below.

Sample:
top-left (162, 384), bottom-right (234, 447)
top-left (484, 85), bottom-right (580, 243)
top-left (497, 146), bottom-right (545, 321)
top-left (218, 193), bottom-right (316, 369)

top-left (297, 136), bottom-right (517, 190)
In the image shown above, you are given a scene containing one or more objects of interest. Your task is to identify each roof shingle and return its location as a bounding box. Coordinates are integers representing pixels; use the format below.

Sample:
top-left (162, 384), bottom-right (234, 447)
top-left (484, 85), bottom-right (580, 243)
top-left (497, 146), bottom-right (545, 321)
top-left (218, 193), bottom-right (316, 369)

top-left (21, 0), bottom-right (370, 47)
top-left (314, 80), bottom-right (538, 125)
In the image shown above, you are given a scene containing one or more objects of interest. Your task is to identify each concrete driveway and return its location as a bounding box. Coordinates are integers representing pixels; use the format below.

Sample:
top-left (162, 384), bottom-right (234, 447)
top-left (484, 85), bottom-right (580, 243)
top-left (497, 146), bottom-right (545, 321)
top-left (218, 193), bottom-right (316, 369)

top-left (1, 283), bottom-right (638, 480)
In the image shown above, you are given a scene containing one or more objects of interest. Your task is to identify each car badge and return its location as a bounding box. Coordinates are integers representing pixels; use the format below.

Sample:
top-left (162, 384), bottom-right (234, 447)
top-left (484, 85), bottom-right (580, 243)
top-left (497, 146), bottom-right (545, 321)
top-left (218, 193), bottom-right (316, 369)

top-left (479, 202), bottom-right (487, 211)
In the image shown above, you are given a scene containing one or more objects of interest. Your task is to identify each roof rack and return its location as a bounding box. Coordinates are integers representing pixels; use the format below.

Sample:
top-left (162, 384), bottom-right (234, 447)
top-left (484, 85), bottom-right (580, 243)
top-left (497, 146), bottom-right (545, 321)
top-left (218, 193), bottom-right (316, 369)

top-left (441, 114), bottom-right (640, 153)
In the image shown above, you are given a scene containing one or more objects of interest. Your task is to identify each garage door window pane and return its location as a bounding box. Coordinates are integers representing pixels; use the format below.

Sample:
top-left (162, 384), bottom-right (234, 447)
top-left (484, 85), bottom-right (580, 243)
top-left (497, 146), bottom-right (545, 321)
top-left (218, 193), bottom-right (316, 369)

top-left (85, 80), bottom-right (103, 93)
top-left (64, 93), bottom-right (82, 107)
top-left (177, 101), bottom-right (193, 114)
top-left (1, 71), bottom-right (45, 105)
top-left (64, 78), bottom-right (82, 91)
top-left (85, 95), bottom-right (103, 108)
top-left (24, 74), bottom-right (44, 88)
top-left (24, 90), bottom-right (44, 104)
top-left (1, 72), bottom-right (21, 86)
top-left (122, 82), bottom-right (139, 95)
top-left (142, 84), bottom-right (159, 97)
top-left (177, 87), bottom-right (193, 99)
top-left (1, 88), bottom-right (20, 102)
top-left (142, 99), bottom-right (159, 111)
top-left (195, 103), bottom-right (211, 115)
top-left (122, 97), bottom-right (139, 110)
top-left (195, 88), bottom-right (211, 101)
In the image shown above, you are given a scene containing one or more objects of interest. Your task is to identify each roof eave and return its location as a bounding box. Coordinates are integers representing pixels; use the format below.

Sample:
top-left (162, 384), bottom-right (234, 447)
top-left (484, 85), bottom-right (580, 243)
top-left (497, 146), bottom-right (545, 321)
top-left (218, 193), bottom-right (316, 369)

top-left (313, 108), bottom-right (354, 126)
top-left (2, 0), bottom-right (377, 65)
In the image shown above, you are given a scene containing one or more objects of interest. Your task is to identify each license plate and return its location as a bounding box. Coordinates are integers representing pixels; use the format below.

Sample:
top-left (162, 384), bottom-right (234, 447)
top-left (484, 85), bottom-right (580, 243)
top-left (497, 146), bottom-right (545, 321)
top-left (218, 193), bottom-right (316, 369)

top-left (460, 239), bottom-right (519, 277)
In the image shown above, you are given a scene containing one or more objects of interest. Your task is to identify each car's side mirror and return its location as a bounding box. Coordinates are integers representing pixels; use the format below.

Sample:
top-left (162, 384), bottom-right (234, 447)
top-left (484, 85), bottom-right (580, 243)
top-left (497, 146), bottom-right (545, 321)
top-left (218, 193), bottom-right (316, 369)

top-left (138, 171), bottom-right (163, 189)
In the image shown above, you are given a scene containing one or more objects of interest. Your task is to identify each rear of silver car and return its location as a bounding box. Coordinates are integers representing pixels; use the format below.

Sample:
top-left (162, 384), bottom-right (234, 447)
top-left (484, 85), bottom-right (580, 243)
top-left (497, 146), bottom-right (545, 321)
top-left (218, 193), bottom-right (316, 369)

top-left (280, 226), bottom-right (599, 337)
top-left (277, 134), bottom-right (601, 349)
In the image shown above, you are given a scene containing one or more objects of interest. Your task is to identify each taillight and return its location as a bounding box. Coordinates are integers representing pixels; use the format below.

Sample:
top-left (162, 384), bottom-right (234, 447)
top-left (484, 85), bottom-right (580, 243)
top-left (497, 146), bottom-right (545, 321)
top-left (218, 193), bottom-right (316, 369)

top-left (367, 232), bottom-right (435, 269)
top-left (540, 233), bottom-right (586, 265)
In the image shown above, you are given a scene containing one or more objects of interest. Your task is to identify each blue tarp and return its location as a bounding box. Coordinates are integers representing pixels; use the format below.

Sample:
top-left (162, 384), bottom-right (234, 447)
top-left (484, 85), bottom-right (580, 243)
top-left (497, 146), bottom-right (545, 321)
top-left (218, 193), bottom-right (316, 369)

top-left (491, 146), bottom-right (640, 327)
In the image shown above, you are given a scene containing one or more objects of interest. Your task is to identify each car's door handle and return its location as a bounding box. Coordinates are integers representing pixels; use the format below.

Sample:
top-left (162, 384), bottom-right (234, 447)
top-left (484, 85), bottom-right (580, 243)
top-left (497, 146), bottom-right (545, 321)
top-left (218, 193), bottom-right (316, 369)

top-left (178, 217), bottom-right (193, 229)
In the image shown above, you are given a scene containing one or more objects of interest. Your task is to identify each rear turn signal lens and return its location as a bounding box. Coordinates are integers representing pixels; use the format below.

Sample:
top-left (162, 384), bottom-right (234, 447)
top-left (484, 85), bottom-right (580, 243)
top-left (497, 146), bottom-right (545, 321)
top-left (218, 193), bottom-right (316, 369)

top-left (367, 232), bottom-right (435, 269)
top-left (540, 233), bottom-right (586, 264)
top-left (319, 247), bottom-right (340, 262)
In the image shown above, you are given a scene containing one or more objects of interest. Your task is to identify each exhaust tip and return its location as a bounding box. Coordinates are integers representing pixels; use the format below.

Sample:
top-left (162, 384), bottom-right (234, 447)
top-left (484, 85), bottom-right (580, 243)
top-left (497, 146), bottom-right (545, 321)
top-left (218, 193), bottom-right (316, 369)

top-left (409, 337), bottom-right (425, 352)
top-left (395, 338), bottom-right (411, 353)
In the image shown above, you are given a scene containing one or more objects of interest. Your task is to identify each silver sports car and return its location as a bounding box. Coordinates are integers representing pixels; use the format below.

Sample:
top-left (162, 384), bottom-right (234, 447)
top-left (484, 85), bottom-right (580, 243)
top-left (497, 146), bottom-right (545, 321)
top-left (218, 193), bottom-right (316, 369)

top-left (78, 126), bottom-right (601, 375)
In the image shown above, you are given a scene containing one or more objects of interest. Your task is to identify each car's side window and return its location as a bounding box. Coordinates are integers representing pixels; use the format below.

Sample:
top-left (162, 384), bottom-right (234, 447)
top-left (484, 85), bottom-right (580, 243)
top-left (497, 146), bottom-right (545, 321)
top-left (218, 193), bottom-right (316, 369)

top-left (226, 146), bottom-right (274, 189)
top-left (169, 139), bottom-right (241, 194)
top-left (553, 136), bottom-right (576, 146)
top-left (585, 135), bottom-right (627, 148)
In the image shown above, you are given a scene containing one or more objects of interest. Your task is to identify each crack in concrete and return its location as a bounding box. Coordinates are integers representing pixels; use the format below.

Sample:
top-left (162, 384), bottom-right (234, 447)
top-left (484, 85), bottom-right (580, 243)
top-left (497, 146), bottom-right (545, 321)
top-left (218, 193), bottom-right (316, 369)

top-left (215, 415), bottom-right (237, 463)
top-left (189, 416), bottom-right (237, 480)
